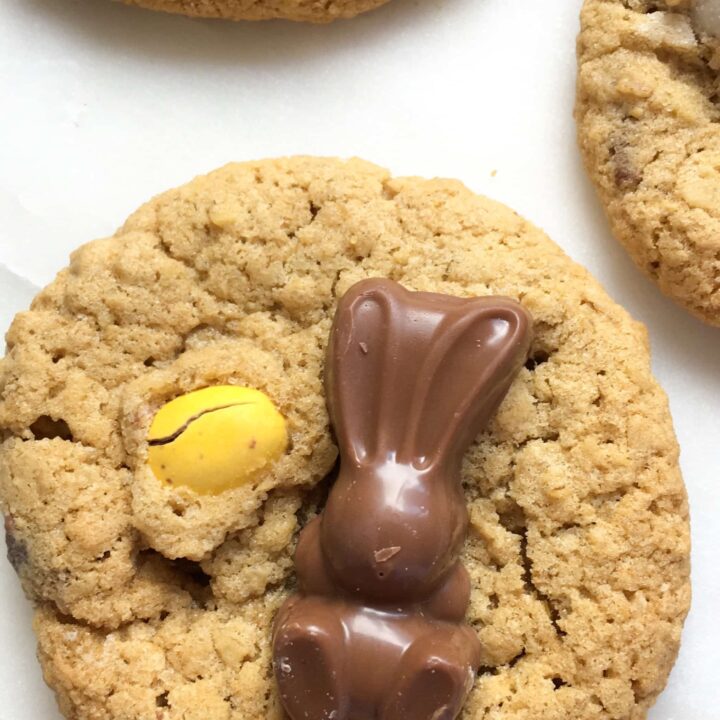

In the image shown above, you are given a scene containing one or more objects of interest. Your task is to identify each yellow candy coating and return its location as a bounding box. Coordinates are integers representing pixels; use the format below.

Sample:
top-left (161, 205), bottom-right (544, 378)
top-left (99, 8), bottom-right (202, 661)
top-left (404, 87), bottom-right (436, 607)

top-left (147, 386), bottom-right (288, 495)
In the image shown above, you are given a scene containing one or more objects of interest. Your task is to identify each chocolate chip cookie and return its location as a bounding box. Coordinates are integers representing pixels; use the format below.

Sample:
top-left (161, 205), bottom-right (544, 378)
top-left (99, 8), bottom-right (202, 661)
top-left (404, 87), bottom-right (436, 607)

top-left (576, 0), bottom-right (720, 325)
top-left (0, 157), bottom-right (690, 720)
top-left (120, 0), bottom-right (389, 22)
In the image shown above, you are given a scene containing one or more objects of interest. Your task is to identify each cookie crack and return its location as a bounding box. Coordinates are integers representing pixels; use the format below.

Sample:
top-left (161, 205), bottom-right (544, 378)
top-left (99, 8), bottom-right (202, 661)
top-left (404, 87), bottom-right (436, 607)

top-left (150, 204), bottom-right (231, 313)
top-left (496, 497), bottom-right (567, 640)
top-left (518, 527), bottom-right (566, 638)
top-left (40, 600), bottom-right (136, 636)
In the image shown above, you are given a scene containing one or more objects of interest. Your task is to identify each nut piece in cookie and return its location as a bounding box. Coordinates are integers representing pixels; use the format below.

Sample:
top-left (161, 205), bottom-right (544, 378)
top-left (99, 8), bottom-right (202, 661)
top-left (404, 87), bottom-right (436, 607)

top-left (148, 386), bottom-right (288, 494)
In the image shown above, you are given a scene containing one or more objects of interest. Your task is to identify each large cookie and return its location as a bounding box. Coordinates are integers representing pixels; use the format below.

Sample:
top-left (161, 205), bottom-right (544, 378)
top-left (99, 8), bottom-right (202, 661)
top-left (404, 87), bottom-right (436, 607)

top-left (576, 0), bottom-right (720, 326)
top-left (0, 157), bottom-right (689, 719)
top-left (119, 0), bottom-right (389, 22)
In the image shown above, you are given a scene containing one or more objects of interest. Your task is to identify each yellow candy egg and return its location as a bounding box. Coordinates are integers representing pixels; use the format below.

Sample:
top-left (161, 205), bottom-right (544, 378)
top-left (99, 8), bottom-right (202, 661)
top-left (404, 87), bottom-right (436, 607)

top-left (147, 386), bottom-right (288, 495)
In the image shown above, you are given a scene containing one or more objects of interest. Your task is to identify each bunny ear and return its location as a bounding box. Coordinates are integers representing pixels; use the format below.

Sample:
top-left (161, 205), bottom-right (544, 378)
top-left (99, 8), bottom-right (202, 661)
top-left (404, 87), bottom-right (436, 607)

top-left (325, 279), bottom-right (409, 466)
top-left (326, 279), bottom-right (532, 469)
top-left (404, 297), bottom-right (532, 470)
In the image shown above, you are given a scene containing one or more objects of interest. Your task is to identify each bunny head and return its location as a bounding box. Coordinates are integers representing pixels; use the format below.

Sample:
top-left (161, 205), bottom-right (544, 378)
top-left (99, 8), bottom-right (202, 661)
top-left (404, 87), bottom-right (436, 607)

top-left (320, 279), bottom-right (533, 603)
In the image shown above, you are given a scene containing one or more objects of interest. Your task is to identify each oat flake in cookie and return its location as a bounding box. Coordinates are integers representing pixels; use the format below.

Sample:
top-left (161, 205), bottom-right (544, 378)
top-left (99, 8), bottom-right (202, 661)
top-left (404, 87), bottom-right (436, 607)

top-left (0, 157), bottom-right (690, 719)
top-left (576, 0), bottom-right (720, 325)
top-left (119, 0), bottom-right (390, 23)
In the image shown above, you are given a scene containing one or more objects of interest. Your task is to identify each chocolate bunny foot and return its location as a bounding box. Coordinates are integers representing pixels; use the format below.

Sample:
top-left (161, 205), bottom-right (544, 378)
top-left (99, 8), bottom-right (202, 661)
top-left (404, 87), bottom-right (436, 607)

top-left (273, 279), bottom-right (532, 720)
top-left (274, 602), bottom-right (348, 720)
top-left (380, 626), bottom-right (480, 720)
top-left (275, 597), bottom-right (480, 720)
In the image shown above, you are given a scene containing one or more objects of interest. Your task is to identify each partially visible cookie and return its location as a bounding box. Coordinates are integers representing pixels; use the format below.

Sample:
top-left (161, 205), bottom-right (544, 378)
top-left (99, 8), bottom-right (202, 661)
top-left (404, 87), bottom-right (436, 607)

top-left (119, 0), bottom-right (390, 22)
top-left (576, 0), bottom-right (720, 325)
top-left (0, 158), bottom-right (690, 719)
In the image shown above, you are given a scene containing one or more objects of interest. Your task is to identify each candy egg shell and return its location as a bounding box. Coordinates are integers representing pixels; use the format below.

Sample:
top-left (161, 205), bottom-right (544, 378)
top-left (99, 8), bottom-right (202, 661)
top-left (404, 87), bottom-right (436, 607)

top-left (148, 386), bottom-right (288, 495)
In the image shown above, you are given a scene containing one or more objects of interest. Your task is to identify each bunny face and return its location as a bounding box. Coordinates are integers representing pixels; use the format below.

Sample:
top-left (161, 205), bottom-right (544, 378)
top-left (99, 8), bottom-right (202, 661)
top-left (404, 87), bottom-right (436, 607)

top-left (321, 462), bottom-right (468, 603)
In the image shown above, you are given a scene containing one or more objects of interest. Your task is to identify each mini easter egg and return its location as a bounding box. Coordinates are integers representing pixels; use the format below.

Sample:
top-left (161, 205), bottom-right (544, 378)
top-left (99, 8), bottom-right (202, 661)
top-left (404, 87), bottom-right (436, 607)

top-left (148, 386), bottom-right (287, 494)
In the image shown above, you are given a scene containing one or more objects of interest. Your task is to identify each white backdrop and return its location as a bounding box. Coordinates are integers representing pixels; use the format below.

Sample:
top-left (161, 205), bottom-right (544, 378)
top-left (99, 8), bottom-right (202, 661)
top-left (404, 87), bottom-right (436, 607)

top-left (0, 0), bottom-right (718, 717)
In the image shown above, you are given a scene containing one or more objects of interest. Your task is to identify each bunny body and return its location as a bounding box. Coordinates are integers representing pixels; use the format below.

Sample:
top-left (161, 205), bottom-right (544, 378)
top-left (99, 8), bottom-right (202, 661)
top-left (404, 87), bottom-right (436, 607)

top-left (321, 462), bottom-right (468, 602)
top-left (273, 279), bottom-right (533, 720)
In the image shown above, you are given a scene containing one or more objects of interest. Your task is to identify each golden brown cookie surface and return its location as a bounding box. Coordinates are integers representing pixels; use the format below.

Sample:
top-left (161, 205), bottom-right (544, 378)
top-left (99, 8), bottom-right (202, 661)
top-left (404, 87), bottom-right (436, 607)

top-left (576, 0), bottom-right (720, 326)
top-left (120, 0), bottom-right (390, 23)
top-left (0, 157), bottom-right (690, 719)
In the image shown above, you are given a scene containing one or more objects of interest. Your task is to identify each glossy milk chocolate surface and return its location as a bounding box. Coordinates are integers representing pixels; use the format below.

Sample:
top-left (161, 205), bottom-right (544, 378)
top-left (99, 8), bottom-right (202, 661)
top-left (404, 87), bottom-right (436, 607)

top-left (273, 278), bottom-right (533, 720)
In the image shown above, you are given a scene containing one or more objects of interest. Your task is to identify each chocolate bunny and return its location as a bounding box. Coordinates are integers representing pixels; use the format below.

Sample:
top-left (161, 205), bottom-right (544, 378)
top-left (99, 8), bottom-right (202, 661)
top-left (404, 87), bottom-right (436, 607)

top-left (273, 279), bottom-right (532, 720)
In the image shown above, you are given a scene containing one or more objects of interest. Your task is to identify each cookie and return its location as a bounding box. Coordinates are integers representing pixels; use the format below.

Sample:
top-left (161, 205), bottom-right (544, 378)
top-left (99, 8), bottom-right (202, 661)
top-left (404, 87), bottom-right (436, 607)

top-left (0, 157), bottom-right (689, 720)
top-left (119, 0), bottom-right (389, 23)
top-left (576, 0), bottom-right (720, 326)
